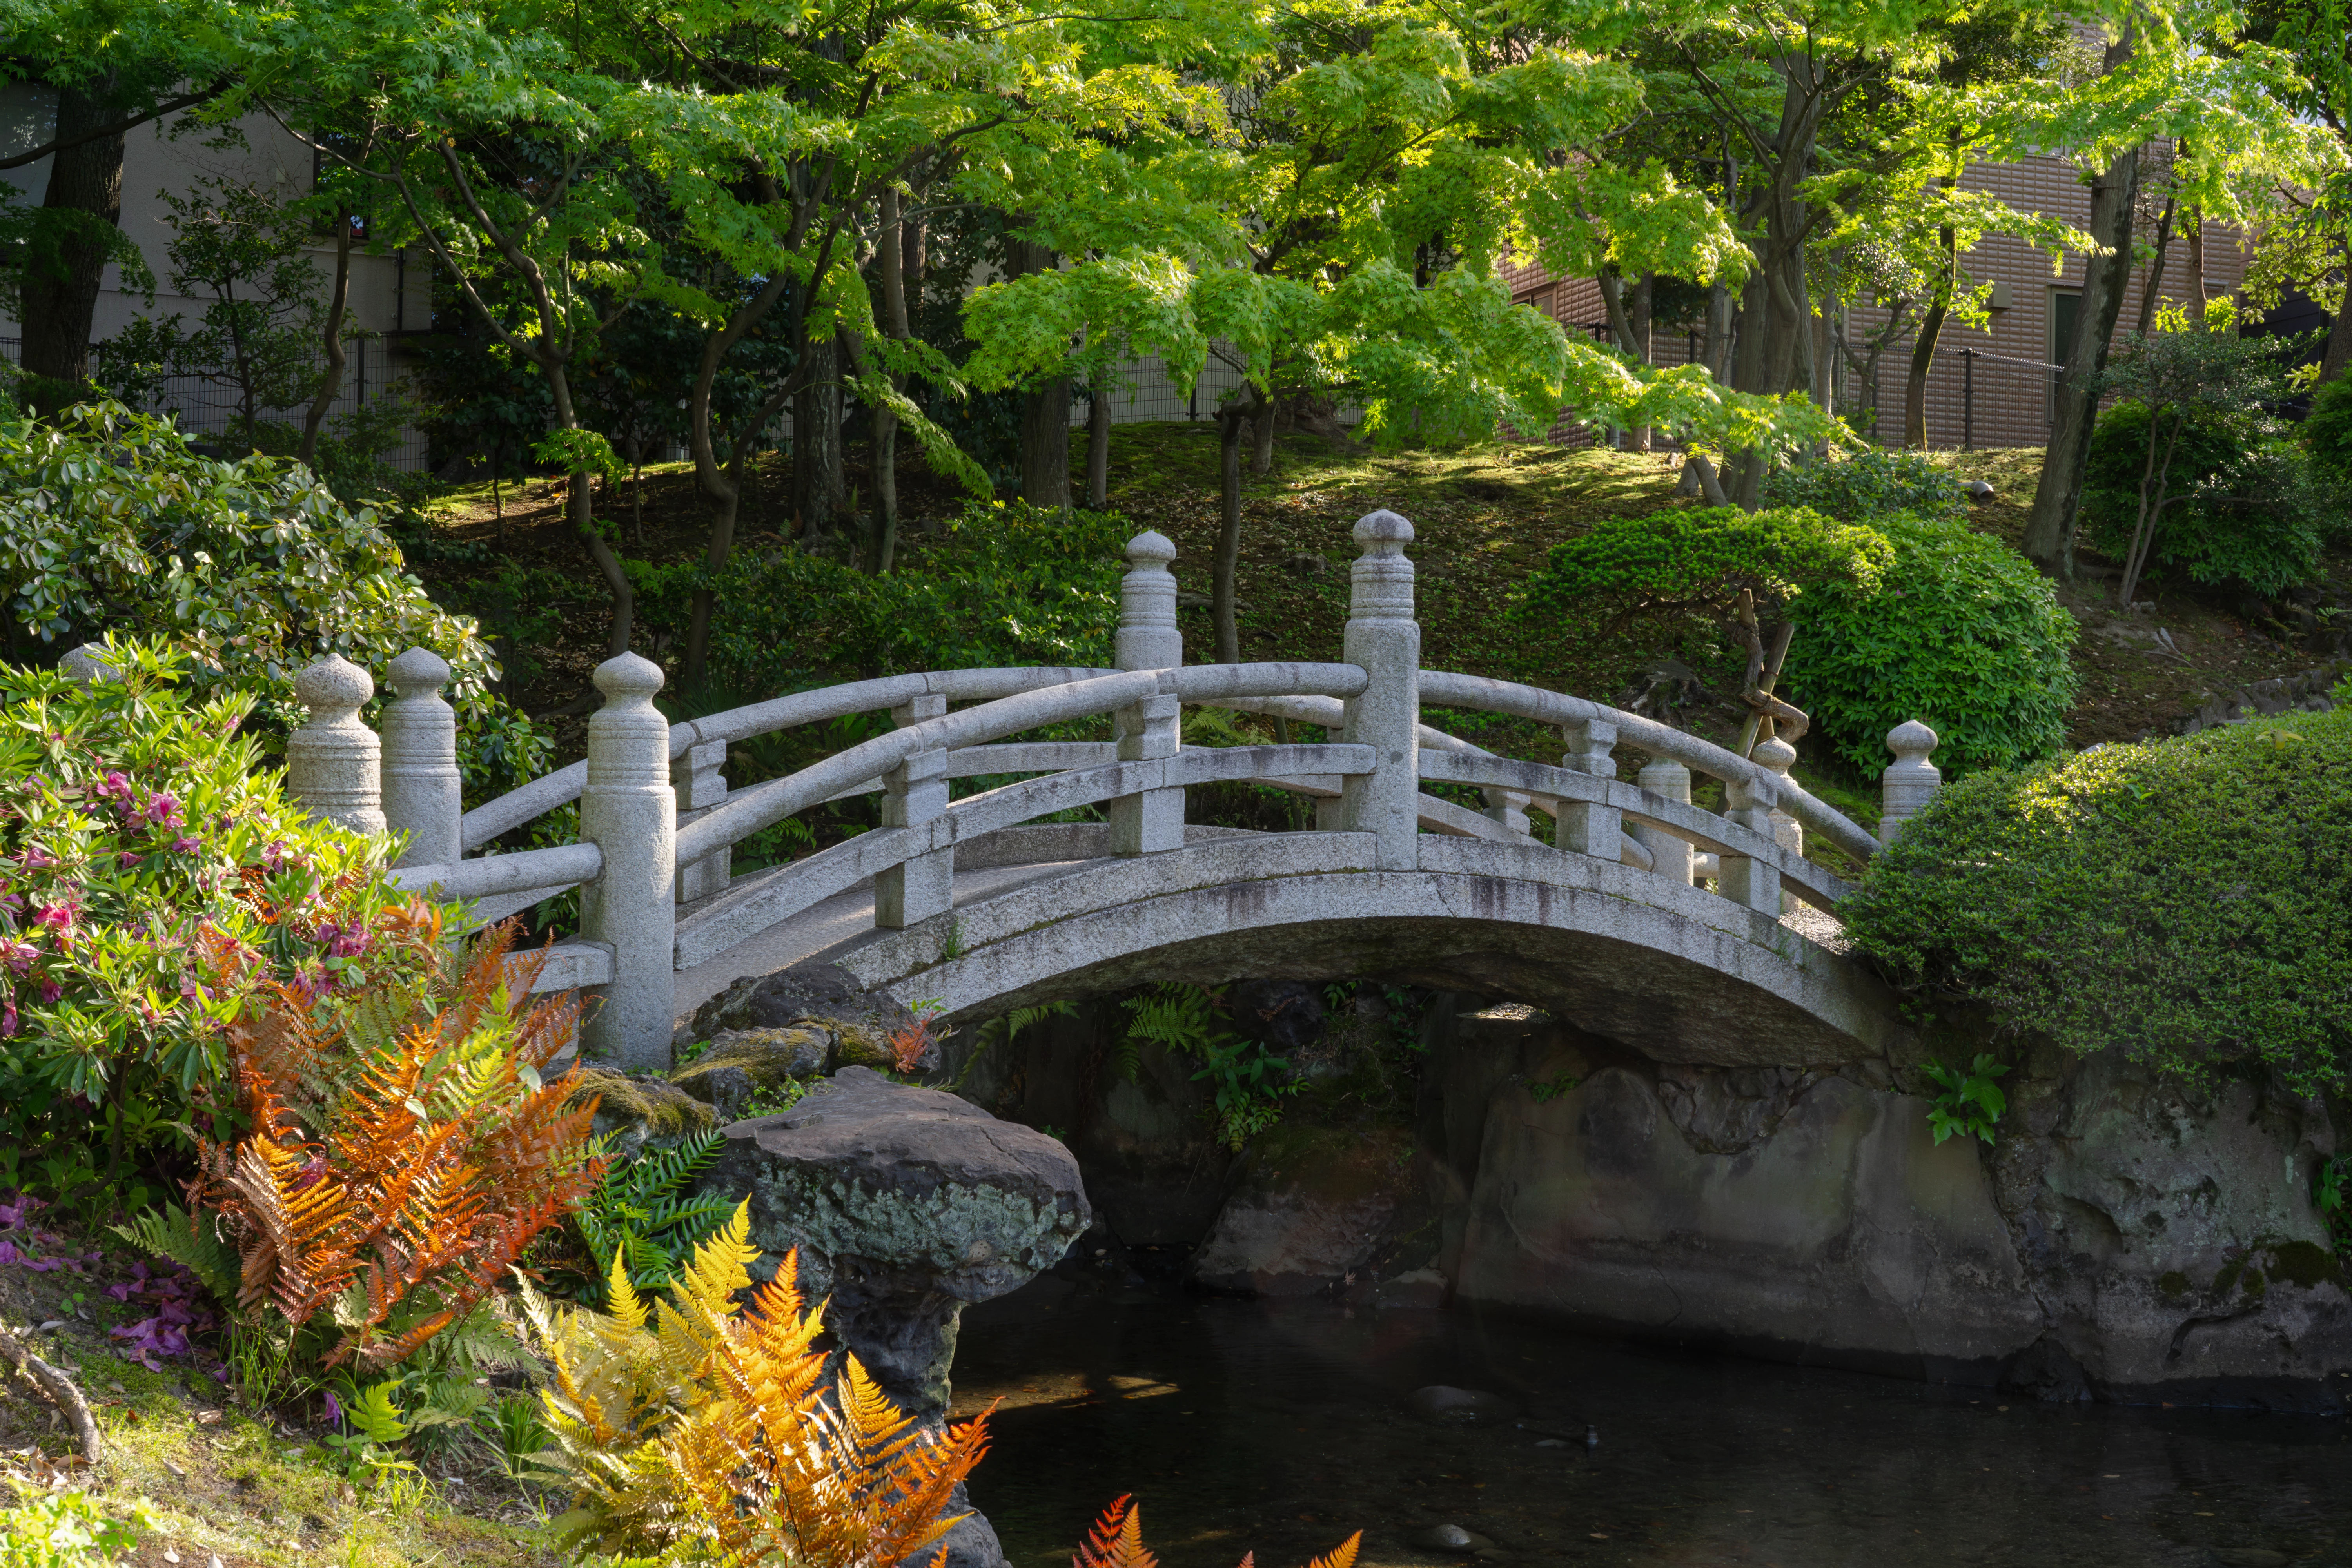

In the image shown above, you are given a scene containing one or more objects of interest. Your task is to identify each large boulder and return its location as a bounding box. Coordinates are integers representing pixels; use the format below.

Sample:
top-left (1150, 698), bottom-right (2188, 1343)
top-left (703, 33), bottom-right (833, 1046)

top-left (686, 965), bottom-right (929, 1072)
top-left (699, 1067), bottom-right (1089, 1568)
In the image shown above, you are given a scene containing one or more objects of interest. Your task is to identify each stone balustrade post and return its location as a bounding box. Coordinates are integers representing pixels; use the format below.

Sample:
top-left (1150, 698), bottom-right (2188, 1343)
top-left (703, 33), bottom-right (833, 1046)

top-left (1880, 720), bottom-right (1942, 845)
top-left (1717, 772), bottom-right (1781, 916)
top-left (877, 694), bottom-right (954, 926)
top-left (1632, 757), bottom-right (1695, 885)
top-left (673, 739), bottom-right (731, 902)
top-left (578, 653), bottom-right (676, 1071)
top-left (286, 654), bottom-right (385, 835)
top-left (381, 648), bottom-right (462, 869)
top-left (59, 643), bottom-right (119, 684)
top-left (1482, 786), bottom-right (1532, 837)
top-left (1112, 531), bottom-right (1186, 855)
top-left (1557, 717), bottom-right (1619, 857)
top-left (1752, 736), bottom-right (1804, 913)
top-left (1340, 510), bottom-right (1421, 869)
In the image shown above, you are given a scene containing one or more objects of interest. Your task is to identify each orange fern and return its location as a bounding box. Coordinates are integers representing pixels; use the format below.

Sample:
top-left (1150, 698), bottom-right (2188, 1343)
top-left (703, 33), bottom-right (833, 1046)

top-left (1073, 1497), bottom-right (1357, 1568)
top-left (187, 920), bottom-right (605, 1368)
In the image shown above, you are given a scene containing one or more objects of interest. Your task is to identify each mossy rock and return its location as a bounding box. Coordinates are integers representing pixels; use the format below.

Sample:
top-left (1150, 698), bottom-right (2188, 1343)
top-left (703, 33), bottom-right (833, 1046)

top-left (571, 1066), bottom-right (718, 1154)
top-left (670, 1027), bottom-right (835, 1120)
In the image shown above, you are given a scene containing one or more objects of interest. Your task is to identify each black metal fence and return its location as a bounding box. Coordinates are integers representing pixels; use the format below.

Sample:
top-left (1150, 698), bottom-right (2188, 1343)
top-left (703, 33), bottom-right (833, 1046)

top-left (0, 336), bottom-right (432, 472)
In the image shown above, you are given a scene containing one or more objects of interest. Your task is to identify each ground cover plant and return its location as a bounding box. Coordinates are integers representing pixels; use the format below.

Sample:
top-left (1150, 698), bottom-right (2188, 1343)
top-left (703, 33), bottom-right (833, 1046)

top-left (1844, 702), bottom-right (2352, 1095)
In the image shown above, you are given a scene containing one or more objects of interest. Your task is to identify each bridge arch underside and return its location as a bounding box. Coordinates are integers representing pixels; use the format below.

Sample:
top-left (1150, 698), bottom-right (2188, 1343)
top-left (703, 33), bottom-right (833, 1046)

top-left (821, 839), bottom-right (1904, 1068)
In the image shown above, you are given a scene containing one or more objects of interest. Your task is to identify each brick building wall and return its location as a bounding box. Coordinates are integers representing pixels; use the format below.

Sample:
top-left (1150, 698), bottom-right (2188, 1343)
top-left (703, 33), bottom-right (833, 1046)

top-left (1500, 151), bottom-right (2248, 450)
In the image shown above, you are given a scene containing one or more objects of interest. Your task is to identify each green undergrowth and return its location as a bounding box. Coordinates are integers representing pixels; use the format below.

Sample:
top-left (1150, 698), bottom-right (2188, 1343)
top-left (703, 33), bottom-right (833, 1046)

top-left (0, 1343), bottom-right (553, 1568)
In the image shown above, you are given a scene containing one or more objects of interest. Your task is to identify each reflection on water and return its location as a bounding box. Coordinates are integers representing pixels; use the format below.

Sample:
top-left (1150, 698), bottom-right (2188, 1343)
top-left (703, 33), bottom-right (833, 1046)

top-left (949, 1274), bottom-right (2350, 1568)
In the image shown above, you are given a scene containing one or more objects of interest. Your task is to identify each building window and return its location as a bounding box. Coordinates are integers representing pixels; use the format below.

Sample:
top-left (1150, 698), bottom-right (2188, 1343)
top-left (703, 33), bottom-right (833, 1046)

top-left (2048, 287), bottom-right (2080, 423)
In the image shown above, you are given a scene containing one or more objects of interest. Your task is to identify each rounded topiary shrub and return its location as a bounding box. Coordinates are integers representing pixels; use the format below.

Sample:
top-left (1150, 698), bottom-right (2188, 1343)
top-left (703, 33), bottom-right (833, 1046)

top-left (1842, 704), bottom-right (2352, 1095)
top-left (1785, 511), bottom-right (2078, 778)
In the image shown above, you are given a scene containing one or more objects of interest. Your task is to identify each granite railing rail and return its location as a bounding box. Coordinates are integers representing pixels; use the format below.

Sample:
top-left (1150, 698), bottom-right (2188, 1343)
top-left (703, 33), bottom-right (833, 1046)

top-left (71, 511), bottom-right (1941, 1071)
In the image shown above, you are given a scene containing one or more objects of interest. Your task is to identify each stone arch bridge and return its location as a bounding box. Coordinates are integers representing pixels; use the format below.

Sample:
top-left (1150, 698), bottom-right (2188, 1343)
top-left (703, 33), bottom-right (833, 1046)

top-left (205, 510), bottom-right (1946, 1073)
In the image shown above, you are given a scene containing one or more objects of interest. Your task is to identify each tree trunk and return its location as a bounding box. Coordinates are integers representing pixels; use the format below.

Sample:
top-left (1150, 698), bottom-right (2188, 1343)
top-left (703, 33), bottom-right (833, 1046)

top-left (22, 82), bottom-right (129, 405)
top-left (1214, 406), bottom-right (1246, 664)
top-left (1007, 235), bottom-right (1071, 509)
top-left (1086, 378), bottom-right (1111, 507)
top-left (300, 218), bottom-right (354, 465)
top-left (870, 184), bottom-right (909, 575)
top-left (1251, 390), bottom-right (1276, 475)
top-left (548, 367), bottom-right (633, 659)
top-left (2187, 216), bottom-right (2209, 311)
top-left (793, 335), bottom-right (844, 541)
top-left (2024, 136), bottom-right (2143, 572)
top-left (2319, 259), bottom-right (2352, 385)
top-left (1629, 273), bottom-right (1654, 452)
top-left (1903, 295), bottom-right (1951, 449)
top-left (1704, 285), bottom-right (1734, 381)
top-left (2134, 196), bottom-right (2176, 337)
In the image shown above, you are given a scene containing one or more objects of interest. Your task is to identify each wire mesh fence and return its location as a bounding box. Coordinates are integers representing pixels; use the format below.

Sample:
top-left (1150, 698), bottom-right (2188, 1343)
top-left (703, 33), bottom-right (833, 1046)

top-left (0, 336), bottom-right (432, 472)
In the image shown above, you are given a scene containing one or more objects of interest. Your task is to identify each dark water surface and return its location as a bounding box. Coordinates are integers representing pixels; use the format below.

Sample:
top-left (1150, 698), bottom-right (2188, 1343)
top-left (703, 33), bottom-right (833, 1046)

top-left (948, 1274), bottom-right (2349, 1568)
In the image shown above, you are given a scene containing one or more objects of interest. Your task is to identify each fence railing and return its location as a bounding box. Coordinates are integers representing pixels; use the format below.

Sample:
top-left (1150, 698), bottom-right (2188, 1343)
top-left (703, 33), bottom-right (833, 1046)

top-left (67, 515), bottom-right (1943, 1074)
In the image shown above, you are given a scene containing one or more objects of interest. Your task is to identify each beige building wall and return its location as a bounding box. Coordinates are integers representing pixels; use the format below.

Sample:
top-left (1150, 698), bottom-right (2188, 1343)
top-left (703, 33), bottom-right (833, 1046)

top-left (1501, 151), bottom-right (2248, 450)
top-left (0, 83), bottom-right (428, 464)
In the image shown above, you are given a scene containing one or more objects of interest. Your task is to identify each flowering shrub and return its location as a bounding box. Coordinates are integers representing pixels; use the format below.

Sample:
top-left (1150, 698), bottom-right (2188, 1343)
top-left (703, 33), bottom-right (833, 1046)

top-left (0, 641), bottom-right (445, 1216)
top-left (0, 402), bottom-right (544, 802)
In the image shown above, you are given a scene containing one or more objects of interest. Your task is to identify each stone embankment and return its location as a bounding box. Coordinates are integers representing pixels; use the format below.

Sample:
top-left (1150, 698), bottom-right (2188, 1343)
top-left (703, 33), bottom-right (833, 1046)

top-left (965, 991), bottom-right (2349, 1413)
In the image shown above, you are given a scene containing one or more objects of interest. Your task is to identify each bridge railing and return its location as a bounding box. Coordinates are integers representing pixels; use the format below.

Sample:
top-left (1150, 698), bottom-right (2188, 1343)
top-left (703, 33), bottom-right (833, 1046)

top-left (156, 505), bottom-right (1941, 1073)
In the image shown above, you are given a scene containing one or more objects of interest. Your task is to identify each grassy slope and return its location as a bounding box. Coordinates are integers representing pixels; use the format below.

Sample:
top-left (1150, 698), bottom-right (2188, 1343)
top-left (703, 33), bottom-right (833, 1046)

top-left (415, 424), bottom-right (2350, 808)
top-left (0, 1260), bottom-right (555, 1568)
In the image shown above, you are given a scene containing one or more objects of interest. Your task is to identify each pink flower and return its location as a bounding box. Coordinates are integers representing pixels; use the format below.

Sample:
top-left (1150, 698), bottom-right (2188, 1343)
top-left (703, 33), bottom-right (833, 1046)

top-left (18, 847), bottom-right (56, 870)
top-left (170, 836), bottom-right (200, 854)
top-left (31, 901), bottom-right (74, 934)
top-left (143, 794), bottom-right (182, 828)
top-left (0, 996), bottom-right (14, 1037)
top-left (37, 978), bottom-right (60, 1005)
top-left (117, 851), bottom-right (142, 869)
top-left (0, 940), bottom-right (36, 975)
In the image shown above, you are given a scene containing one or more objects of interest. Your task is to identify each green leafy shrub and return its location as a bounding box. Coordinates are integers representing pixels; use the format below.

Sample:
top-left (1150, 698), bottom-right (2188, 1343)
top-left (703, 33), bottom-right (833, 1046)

top-left (2300, 373), bottom-right (2352, 490)
top-left (1920, 1054), bottom-right (2010, 1145)
top-left (693, 500), bottom-right (1128, 688)
top-left (2081, 401), bottom-right (2329, 597)
top-left (0, 642), bottom-right (447, 1217)
top-left (0, 402), bottom-right (544, 800)
top-left (1843, 709), bottom-right (2352, 1095)
top-left (0, 1490), bottom-right (149, 1567)
top-left (1122, 984), bottom-right (1299, 1149)
top-left (1762, 447), bottom-right (1964, 521)
top-left (1515, 505), bottom-right (1893, 641)
top-left (1785, 512), bottom-right (2079, 777)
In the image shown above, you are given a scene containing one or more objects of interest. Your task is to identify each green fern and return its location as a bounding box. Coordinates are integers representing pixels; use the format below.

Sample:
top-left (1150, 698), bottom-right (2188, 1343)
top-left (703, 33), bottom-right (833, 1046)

top-left (554, 1130), bottom-right (731, 1307)
top-left (113, 1205), bottom-right (240, 1303)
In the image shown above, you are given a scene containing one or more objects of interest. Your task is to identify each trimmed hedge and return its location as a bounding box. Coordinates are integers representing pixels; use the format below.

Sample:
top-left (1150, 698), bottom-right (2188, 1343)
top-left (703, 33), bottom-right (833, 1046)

top-left (1842, 706), bottom-right (2352, 1094)
top-left (1786, 511), bottom-right (2079, 777)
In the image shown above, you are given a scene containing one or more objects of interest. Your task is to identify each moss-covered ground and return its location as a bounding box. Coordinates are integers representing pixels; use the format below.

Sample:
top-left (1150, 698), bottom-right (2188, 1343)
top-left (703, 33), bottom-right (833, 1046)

top-left (0, 1258), bottom-right (555, 1568)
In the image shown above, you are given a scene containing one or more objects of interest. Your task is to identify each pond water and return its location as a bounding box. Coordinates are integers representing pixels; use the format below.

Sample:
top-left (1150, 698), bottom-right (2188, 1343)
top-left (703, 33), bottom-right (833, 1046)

top-left (949, 1273), bottom-right (2350, 1568)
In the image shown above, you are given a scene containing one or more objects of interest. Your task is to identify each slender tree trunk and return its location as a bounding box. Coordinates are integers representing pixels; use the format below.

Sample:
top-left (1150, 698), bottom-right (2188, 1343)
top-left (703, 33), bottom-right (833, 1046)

top-left (1214, 405), bottom-right (1246, 663)
top-left (2118, 408), bottom-right (2185, 606)
top-left (1007, 234), bottom-right (1071, 508)
top-left (1251, 390), bottom-right (1276, 475)
top-left (2320, 255), bottom-right (2352, 385)
top-left (1905, 193), bottom-right (1959, 448)
top-left (23, 82), bottom-right (129, 407)
top-left (2187, 216), bottom-right (2209, 311)
top-left (793, 335), bottom-right (844, 541)
top-left (300, 220), bottom-right (354, 465)
top-left (1630, 273), bottom-right (1654, 451)
top-left (2135, 196), bottom-right (2176, 337)
top-left (1086, 377), bottom-right (1111, 507)
top-left (870, 185), bottom-right (909, 574)
top-left (548, 367), bottom-right (633, 658)
top-left (2024, 133), bottom-right (2143, 572)
top-left (1703, 285), bottom-right (1734, 381)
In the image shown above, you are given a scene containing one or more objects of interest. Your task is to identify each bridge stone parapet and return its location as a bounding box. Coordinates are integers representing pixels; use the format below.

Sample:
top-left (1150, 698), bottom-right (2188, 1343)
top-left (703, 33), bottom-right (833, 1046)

top-left (198, 509), bottom-right (1945, 1074)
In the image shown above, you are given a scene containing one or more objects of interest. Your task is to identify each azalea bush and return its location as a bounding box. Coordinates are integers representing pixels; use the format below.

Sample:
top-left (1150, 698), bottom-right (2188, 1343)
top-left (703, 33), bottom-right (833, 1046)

top-left (0, 402), bottom-right (544, 801)
top-left (0, 641), bottom-right (446, 1217)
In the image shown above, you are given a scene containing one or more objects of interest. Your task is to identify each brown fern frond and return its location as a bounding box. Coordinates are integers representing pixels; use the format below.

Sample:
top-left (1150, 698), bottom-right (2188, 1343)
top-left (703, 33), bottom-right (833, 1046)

top-left (1301, 1533), bottom-right (1362, 1568)
top-left (1074, 1497), bottom-right (1157, 1568)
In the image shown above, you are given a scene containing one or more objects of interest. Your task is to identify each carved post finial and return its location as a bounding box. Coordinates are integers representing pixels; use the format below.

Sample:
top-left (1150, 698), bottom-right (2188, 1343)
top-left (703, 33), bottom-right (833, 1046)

top-left (579, 651), bottom-right (676, 1071)
top-left (1340, 510), bottom-right (1420, 869)
top-left (1117, 530), bottom-right (1181, 673)
top-left (1880, 719), bottom-right (1942, 846)
top-left (286, 653), bottom-right (384, 835)
top-left (381, 648), bottom-right (461, 870)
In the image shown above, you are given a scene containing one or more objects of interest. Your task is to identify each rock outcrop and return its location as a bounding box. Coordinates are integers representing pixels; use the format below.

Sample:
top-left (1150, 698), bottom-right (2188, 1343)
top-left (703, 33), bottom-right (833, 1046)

top-left (697, 1067), bottom-right (1091, 1567)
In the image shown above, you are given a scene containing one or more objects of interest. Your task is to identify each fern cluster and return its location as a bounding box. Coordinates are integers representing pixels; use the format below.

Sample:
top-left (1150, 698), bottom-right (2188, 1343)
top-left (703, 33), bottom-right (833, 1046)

top-left (120, 922), bottom-right (606, 1370)
top-left (1121, 985), bottom-right (1299, 1150)
top-left (1073, 1495), bottom-right (1357, 1568)
top-left (546, 1130), bottom-right (733, 1308)
top-left (523, 1202), bottom-right (990, 1566)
